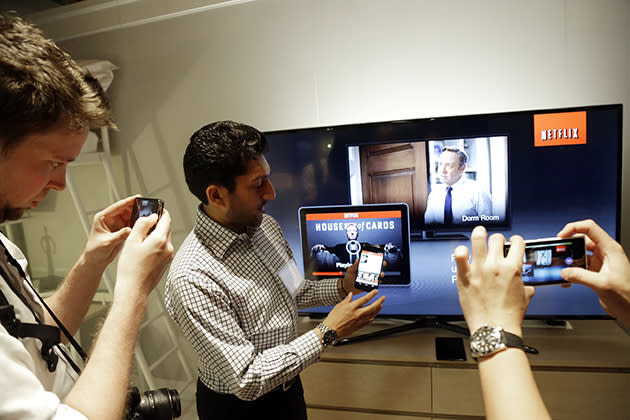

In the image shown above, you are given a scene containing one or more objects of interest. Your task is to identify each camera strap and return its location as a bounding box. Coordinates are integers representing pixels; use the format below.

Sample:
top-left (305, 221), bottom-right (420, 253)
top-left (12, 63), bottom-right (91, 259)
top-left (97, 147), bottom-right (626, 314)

top-left (0, 239), bottom-right (86, 374)
top-left (0, 292), bottom-right (60, 372)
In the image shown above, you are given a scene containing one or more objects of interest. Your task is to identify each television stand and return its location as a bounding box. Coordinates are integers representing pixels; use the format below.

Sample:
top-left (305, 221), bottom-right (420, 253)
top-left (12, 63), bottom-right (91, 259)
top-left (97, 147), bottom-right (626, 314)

top-left (335, 317), bottom-right (540, 354)
top-left (522, 318), bottom-right (573, 330)
top-left (410, 231), bottom-right (469, 241)
top-left (335, 317), bottom-right (469, 346)
top-left (300, 319), bottom-right (630, 419)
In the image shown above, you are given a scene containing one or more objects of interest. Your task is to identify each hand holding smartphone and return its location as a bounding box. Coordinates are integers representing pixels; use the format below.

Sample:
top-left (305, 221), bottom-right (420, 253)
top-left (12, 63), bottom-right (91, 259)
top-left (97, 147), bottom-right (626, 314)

top-left (354, 245), bottom-right (385, 292)
top-left (504, 235), bottom-right (587, 286)
top-left (129, 197), bottom-right (164, 228)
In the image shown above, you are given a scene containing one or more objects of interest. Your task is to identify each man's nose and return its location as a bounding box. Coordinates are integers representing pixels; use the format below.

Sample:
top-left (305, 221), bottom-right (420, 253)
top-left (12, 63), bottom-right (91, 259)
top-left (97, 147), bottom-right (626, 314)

top-left (49, 166), bottom-right (67, 191)
top-left (263, 178), bottom-right (276, 201)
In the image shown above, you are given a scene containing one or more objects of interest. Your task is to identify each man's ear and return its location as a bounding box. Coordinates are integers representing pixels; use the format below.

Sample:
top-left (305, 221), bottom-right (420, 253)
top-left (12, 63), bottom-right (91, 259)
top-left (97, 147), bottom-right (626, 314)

top-left (206, 185), bottom-right (226, 207)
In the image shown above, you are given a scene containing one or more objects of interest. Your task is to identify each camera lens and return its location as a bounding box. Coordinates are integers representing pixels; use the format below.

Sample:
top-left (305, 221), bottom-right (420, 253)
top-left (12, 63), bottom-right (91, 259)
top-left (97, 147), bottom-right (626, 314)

top-left (136, 388), bottom-right (181, 420)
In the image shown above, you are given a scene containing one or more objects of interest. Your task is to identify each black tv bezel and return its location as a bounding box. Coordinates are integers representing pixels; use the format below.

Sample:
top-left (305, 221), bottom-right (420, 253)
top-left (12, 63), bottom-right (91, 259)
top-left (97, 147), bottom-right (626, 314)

top-left (265, 103), bottom-right (622, 321)
top-left (298, 203), bottom-right (411, 287)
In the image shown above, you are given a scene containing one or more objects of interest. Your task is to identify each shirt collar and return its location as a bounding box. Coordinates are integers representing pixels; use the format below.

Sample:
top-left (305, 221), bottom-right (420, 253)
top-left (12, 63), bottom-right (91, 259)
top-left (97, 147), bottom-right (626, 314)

top-left (193, 205), bottom-right (259, 259)
top-left (448, 176), bottom-right (467, 190)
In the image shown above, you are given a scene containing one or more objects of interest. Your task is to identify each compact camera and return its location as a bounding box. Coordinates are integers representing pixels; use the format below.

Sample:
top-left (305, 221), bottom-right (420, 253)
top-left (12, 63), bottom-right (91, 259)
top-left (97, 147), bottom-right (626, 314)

top-left (124, 386), bottom-right (181, 420)
top-left (129, 197), bottom-right (164, 229)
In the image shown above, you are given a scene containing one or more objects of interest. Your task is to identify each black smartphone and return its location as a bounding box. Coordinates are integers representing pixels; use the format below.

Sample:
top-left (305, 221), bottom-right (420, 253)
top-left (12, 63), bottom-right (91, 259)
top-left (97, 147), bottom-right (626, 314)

top-left (435, 337), bottom-right (467, 361)
top-left (354, 245), bottom-right (385, 292)
top-left (504, 235), bottom-right (587, 286)
top-left (129, 197), bottom-right (164, 228)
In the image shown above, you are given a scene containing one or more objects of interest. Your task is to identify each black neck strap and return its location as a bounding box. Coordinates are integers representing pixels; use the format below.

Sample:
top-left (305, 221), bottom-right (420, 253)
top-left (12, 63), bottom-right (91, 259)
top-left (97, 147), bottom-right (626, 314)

top-left (0, 300), bottom-right (61, 372)
top-left (0, 238), bottom-right (87, 373)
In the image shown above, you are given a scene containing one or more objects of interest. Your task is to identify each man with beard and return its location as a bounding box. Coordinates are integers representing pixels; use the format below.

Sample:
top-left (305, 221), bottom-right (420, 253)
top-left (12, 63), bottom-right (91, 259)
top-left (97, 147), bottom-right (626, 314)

top-left (0, 15), bottom-right (173, 420)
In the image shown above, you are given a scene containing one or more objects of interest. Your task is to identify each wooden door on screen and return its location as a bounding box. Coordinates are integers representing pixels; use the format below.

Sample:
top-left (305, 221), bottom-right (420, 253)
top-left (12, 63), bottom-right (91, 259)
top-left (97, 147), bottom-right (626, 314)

top-left (359, 143), bottom-right (428, 223)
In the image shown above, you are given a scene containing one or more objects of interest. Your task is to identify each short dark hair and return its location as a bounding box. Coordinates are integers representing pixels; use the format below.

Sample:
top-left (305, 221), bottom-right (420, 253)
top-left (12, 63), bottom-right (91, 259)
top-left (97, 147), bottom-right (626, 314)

top-left (0, 15), bottom-right (115, 152)
top-left (183, 120), bottom-right (268, 204)
top-left (441, 146), bottom-right (468, 168)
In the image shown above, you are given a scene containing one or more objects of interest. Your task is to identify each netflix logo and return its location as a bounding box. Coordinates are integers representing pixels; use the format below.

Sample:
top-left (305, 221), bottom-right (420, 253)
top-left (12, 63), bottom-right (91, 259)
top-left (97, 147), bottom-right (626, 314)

top-left (533, 111), bottom-right (587, 147)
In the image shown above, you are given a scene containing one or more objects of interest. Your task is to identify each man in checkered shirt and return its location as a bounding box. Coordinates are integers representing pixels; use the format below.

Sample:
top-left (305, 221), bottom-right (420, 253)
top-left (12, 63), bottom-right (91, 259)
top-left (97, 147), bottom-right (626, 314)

top-left (165, 120), bottom-right (386, 420)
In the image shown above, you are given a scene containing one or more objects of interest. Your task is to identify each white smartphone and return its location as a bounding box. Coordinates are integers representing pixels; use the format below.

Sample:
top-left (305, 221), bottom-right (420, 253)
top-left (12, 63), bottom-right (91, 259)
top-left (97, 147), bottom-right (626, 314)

top-left (504, 235), bottom-right (587, 286)
top-left (354, 245), bottom-right (385, 291)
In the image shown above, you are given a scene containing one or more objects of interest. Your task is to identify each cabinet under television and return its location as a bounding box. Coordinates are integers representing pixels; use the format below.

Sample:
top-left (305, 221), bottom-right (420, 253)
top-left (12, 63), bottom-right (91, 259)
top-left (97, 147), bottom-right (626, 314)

top-left (298, 317), bottom-right (630, 420)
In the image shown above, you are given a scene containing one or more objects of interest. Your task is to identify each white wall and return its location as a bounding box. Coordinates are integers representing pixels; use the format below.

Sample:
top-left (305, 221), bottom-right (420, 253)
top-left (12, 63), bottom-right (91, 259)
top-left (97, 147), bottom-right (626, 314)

top-left (27, 0), bottom-right (629, 255)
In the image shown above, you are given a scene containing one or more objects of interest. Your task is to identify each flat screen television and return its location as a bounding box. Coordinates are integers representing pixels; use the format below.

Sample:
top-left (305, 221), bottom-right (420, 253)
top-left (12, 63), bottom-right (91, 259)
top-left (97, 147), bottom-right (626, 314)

top-left (265, 104), bottom-right (622, 322)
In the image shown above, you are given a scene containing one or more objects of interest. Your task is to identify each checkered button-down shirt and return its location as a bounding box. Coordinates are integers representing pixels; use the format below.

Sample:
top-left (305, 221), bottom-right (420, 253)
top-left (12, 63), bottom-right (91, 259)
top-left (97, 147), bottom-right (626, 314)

top-left (165, 208), bottom-right (341, 401)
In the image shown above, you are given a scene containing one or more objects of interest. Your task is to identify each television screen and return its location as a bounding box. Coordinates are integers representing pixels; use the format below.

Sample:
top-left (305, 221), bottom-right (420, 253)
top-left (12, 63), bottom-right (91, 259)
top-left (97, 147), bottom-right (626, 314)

top-left (347, 136), bottom-right (509, 233)
top-left (265, 104), bottom-right (621, 319)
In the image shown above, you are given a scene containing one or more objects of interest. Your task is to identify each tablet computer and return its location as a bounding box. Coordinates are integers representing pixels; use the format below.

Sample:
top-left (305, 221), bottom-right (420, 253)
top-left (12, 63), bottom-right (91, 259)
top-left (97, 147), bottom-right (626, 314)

top-left (298, 203), bottom-right (411, 286)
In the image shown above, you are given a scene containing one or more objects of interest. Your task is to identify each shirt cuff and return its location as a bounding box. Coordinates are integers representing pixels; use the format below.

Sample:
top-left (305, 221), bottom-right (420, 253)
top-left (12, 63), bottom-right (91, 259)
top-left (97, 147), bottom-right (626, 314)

top-left (54, 404), bottom-right (88, 420)
top-left (292, 329), bottom-right (324, 368)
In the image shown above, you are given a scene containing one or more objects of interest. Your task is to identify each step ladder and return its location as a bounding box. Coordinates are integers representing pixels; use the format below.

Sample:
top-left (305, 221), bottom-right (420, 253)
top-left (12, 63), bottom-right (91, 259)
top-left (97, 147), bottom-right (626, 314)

top-left (66, 126), bottom-right (196, 416)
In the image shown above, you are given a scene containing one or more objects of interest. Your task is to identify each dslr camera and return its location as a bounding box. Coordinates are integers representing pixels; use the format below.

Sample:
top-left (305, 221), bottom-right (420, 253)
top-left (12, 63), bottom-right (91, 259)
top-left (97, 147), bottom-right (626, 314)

top-left (125, 386), bottom-right (181, 420)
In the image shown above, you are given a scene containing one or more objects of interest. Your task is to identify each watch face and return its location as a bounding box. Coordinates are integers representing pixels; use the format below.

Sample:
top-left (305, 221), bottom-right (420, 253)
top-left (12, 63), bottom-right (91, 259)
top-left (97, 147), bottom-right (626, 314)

top-left (318, 323), bottom-right (338, 347)
top-left (323, 329), bottom-right (338, 346)
top-left (471, 325), bottom-right (506, 357)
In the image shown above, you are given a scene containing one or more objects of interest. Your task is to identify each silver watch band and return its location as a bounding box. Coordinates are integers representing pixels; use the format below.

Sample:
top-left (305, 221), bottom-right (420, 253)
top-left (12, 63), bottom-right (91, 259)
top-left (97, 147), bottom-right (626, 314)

top-left (317, 322), bottom-right (338, 347)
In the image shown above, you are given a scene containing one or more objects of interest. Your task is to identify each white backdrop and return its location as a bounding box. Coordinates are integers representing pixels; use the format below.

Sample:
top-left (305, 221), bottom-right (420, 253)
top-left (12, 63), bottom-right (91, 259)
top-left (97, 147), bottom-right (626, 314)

top-left (25, 0), bottom-right (629, 267)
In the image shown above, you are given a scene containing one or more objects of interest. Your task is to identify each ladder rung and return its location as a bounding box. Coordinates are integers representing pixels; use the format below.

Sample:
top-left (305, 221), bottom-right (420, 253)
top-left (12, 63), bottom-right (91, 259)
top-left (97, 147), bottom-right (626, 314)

top-left (149, 346), bottom-right (178, 371)
top-left (140, 311), bottom-right (166, 330)
top-left (180, 378), bottom-right (195, 393)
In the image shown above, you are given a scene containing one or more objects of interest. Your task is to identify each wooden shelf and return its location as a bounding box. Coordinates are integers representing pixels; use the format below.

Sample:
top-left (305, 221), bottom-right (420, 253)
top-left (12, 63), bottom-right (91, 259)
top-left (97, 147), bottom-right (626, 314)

top-left (298, 317), bottom-right (630, 419)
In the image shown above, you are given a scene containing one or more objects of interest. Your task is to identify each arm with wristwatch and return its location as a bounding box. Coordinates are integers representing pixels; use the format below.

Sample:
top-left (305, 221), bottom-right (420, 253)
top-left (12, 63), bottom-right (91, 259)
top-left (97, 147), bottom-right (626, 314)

top-left (454, 219), bottom-right (630, 420)
top-left (454, 225), bottom-right (552, 420)
top-left (313, 262), bottom-right (386, 347)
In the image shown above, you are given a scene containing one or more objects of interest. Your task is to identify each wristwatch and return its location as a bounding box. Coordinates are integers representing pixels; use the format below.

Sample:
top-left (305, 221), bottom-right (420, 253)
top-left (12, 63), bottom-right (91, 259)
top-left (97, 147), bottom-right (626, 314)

top-left (317, 322), bottom-right (338, 347)
top-left (469, 324), bottom-right (527, 360)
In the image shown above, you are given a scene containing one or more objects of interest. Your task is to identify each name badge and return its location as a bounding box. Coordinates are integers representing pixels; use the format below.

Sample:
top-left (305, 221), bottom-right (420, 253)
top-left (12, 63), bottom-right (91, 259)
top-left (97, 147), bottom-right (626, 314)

top-left (279, 259), bottom-right (305, 298)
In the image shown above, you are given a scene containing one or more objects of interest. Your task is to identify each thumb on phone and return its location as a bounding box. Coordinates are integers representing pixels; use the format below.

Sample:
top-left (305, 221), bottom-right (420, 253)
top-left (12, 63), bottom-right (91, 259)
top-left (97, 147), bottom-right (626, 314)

top-left (561, 267), bottom-right (599, 290)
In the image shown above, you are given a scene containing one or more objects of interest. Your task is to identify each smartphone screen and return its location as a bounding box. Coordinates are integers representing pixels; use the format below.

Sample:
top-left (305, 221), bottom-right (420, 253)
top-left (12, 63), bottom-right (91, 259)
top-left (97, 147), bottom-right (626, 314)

top-left (355, 246), bottom-right (384, 291)
top-left (435, 337), bottom-right (466, 361)
top-left (130, 198), bottom-right (164, 228)
top-left (504, 235), bottom-right (587, 286)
